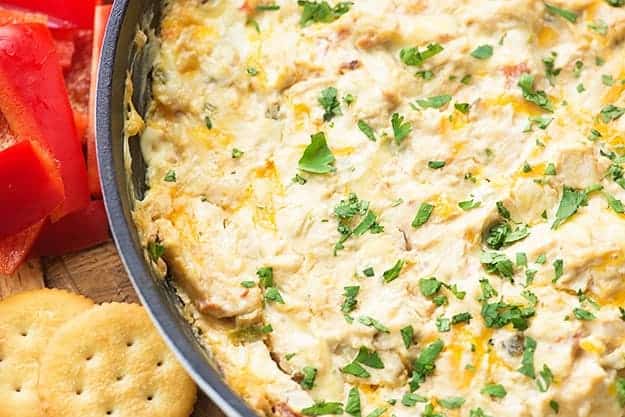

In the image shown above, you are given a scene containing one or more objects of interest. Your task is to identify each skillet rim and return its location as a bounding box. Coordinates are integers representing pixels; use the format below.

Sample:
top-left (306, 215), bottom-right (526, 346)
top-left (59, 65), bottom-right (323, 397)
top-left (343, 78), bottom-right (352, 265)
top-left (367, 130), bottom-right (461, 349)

top-left (95, 2), bottom-right (260, 417)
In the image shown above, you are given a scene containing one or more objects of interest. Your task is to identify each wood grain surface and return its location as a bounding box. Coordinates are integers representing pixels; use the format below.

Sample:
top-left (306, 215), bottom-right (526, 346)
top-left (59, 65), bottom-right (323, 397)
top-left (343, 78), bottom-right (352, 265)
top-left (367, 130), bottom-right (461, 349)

top-left (0, 242), bottom-right (226, 417)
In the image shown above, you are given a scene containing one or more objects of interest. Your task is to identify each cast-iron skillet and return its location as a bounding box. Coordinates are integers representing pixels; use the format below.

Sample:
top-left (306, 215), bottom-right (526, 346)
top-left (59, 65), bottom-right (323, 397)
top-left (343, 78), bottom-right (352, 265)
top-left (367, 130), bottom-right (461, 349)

top-left (96, 1), bottom-right (257, 416)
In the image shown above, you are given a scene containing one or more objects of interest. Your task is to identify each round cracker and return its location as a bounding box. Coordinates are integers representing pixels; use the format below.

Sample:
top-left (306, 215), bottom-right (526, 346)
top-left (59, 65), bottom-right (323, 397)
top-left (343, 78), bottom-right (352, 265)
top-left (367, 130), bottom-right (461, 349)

top-left (39, 303), bottom-right (197, 417)
top-left (0, 289), bottom-right (94, 417)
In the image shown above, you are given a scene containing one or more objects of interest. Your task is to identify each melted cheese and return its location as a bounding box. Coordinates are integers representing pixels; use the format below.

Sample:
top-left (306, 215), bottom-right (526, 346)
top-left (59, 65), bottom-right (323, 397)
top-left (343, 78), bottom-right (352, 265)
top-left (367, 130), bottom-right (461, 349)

top-left (133, 1), bottom-right (625, 416)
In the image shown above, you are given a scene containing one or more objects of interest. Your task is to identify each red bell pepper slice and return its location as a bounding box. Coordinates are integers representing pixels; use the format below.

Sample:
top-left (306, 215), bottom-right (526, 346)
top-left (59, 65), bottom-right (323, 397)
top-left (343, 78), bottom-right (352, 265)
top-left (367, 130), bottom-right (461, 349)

top-left (0, 221), bottom-right (42, 275)
top-left (33, 200), bottom-right (110, 257)
top-left (0, 0), bottom-right (95, 29)
top-left (0, 23), bottom-right (89, 219)
top-left (0, 6), bottom-right (77, 71)
top-left (0, 140), bottom-right (65, 239)
top-left (87, 4), bottom-right (112, 197)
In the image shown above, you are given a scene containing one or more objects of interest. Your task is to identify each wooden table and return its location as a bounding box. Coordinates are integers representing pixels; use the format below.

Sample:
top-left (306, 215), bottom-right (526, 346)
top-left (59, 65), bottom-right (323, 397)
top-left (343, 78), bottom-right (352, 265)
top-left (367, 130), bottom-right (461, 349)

top-left (0, 242), bottom-right (226, 417)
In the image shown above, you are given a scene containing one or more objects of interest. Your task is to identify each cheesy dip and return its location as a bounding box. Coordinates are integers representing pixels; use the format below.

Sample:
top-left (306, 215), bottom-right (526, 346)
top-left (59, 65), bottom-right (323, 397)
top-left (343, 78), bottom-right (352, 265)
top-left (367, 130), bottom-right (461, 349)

top-left (133, 1), bottom-right (625, 416)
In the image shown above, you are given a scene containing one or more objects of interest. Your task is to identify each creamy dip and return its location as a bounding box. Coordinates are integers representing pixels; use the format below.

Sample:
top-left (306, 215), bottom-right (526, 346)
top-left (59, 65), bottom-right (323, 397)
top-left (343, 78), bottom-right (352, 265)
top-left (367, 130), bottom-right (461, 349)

top-left (133, 1), bottom-right (625, 417)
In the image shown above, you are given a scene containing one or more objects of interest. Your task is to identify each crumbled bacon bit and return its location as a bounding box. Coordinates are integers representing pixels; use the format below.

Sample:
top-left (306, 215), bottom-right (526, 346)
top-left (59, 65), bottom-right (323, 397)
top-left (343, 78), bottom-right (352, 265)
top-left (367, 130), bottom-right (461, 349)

top-left (339, 60), bottom-right (361, 73)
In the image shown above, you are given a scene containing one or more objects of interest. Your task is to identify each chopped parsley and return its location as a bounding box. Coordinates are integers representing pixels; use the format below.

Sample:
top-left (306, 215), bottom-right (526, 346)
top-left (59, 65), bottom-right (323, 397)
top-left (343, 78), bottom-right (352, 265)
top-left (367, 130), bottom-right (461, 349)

top-left (439, 397), bottom-right (465, 409)
top-left (232, 148), bottom-right (244, 159)
top-left (481, 300), bottom-right (535, 330)
top-left (412, 203), bottom-right (434, 228)
top-left (518, 336), bottom-right (536, 378)
top-left (345, 388), bottom-right (361, 417)
top-left (333, 194), bottom-right (383, 253)
top-left (147, 240), bottom-right (165, 262)
top-left (382, 259), bottom-right (405, 283)
top-left (545, 3), bottom-right (577, 23)
top-left (256, 4), bottom-right (280, 11)
top-left (301, 401), bottom-right (344, 416)
top-left (300, 366), bottom-right (317, 390)
top-left (436, 316), bottom-right (450, 332)
top-left (470, 408), bottom-right (492, 417)
top-left (365, 408), bottom-right (386, 417)
top-left (471, 44), bottom-right (493, 60)
top-left (391, 113), bottom-right (412, 144)
top-left (401, 392), bottom-right (427, 407)
top-left (416, 94), bottom-right (452, 109)
top-left (298, 1), bottom-right (352, 26)
top-left (293, 173), bottom-right (307, 184)
top-left (299, 132), bottom-right (336, 174)
top-left (401, 325), bottom-right (415, 348)
top-left (527, 116), bottom-right (553, 131)
top-left (537, 364), bottom-right (554, 392)
top-left (164, 170), bottom-right (177, 182)
top-left (428, 160), bottom-right (446, 169)
top-left (319, 87), bottom-right (342, 121)
top-left (399, 43), bottom-right (444, 66)
top-left (600, 104), bottom-right (625, 123)
top-left (550, 400), bottom-right (560, 413)
top-left (455, 102), bottom-right (470, 114)
top-left (363, 267), bottom-right (375, 277)
top-left (341, 286), bottom-right (360, 314)
top-left (497, 201), bottom-right (511, 219)
top-left (240, 280), bottom-right (256, 288)
top-left (552, 186), bottom-right (588, 229)
top-left (458, 199), bottom-right (481, 211)
top-left (518, 74), bottom-right (554, 112)
top-left (616, 377), bottom-right (625, 407)
top-left (257, 266), bottom-right (284, 304)
top-left (552, 259), bottom-right (564, 282)
top-left (605, 192), bottom-right (625, 213)
top-left (603, 74), bottom-right (615, 86)
top-left (246, 67), bottom-right (259, 76)
top-left (408, 339), bottom-right (444, 391)
top-left (485, 222), bottom-right (530, 249)
top-left (419, 277), bottom-right (443, 297)
top-left (480, 251), bottom-right (514, 279)
top-left (479, 278), bottom-right (498, 301)
top-left (607, 0), bottom-right (625, 6)
top-left (355, 346), bottom-right (385, 369)
top-left (481, 383), bottom-right (507, 398)
top-left (264, 286), bottom-right (285, 304)
top-left (573, 307), bottom-right (596, 321)
top-left (358, 316), bottom-right (389, 333)
top-left (357, 120), bottom-right (376, 141)
top-left (543, 52), bottom-right (561, 86)
top-left (544, 163), bottom-right (556, 175)
top-left (451, 312), bottom-right (472, 325)
top-left (340, 361), bottom-right (370, 378)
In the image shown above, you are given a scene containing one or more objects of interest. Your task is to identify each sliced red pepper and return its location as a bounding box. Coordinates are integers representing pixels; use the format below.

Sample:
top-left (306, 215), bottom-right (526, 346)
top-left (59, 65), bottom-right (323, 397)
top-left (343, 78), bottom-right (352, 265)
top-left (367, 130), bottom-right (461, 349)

top-left (0, 221), bottom-right (42, 275)
top-left (33, 200), bottom-right (110, 257)
top-left (0, 23), bottom-right (89, 219)
top-left (0, 0), bottom-right (95, 29)
top-left (0, 140), bottom-right (65, 239)
top-left (0, 6), bottom-right (77, 71)
top-left (64, 29), bottom-right (92, 136)
top-left (87, 4), bottom-right (112, 197)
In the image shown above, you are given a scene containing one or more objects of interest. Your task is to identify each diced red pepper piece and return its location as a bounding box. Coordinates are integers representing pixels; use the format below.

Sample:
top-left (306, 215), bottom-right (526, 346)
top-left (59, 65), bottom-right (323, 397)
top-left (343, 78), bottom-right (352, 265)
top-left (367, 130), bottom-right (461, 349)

top-left (0, 221), bottom-right (42, 275)
top-left (0, 140), bottom-right (65, 239)
top-left (87, 4), bottom-right (112, 197)
top-left (0, 23), bottom-right (89, 219)
top-left (33, 200), bottom-right (110, 257)
top-left (0, 0), bottom-right (96, 29)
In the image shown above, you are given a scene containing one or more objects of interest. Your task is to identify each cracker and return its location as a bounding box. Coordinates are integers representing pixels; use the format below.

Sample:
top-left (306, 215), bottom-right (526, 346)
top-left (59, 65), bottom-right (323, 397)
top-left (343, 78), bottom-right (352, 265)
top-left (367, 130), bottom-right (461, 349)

top-left (39, 303), bottom-right (197, 417)
top-left (0, 289), bottom-right (94, 417)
